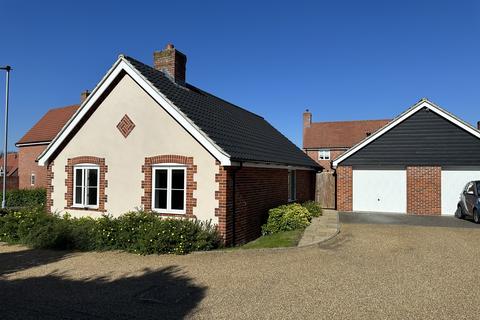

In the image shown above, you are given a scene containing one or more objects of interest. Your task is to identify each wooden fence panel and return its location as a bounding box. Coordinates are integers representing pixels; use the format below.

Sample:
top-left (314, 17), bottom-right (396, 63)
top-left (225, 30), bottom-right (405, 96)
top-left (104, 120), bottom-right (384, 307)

top-left (0, 176), bottom-right (19, 191)
top-left (315, 172), bottom-right (335, 209)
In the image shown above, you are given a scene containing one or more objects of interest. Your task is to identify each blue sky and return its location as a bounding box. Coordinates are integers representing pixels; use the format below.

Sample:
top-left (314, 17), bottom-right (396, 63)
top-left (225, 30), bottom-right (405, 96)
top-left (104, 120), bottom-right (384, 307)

top-left (0, 0), bottom-right (479, 149)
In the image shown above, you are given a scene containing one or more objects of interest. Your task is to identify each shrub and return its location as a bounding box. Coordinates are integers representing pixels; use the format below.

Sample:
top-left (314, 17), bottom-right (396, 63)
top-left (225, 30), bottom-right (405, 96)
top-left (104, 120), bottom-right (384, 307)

top-left (302, 201), bottom-right (322, 217)
top-left (261, 203), bottom-right (311, 235)
top-left (0, 188), bottom-right (46, 208)
top-left (24, 217), bottom-right (74, 250)
top-left (0, 208), bottom-right (221, 255)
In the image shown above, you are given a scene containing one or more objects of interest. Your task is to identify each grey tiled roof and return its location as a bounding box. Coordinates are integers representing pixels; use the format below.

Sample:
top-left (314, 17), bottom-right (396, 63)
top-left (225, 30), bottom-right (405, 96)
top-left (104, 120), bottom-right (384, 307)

top-left (125, 56), bottom-right (320, 168)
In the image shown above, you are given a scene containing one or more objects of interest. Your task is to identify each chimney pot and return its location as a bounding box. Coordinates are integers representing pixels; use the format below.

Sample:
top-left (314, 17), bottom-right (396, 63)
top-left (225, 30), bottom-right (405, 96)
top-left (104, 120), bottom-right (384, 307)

top-left (153, 43), bottom-right (187, 85)
top-left (80, 90), bottom-right (90, 104)
top-left (477, 121), bottom-right (480, 130)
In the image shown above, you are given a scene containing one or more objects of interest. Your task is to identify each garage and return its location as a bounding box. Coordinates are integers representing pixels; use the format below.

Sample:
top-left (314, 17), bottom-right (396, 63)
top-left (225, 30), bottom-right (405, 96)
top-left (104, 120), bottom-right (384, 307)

top-left (353, 169), bottom-right (406, 213)
top-left (441, 169), bottom-right (480, 215)
top-left (333, 99), bottom-right (480, 216)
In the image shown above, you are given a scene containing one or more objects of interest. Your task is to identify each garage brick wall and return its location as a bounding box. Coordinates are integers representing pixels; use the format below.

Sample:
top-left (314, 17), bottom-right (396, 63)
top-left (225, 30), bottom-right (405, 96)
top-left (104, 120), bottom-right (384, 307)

top-left (336, 166), bottom-right (352, 211)
top-left (407, 166), bottom-right (441, 215)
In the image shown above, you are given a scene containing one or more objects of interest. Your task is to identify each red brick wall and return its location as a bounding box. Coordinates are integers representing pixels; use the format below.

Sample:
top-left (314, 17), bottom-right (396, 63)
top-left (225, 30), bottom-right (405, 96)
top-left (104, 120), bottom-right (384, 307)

top-left (407, 166), bottom-right (441, 215)
top-left (216, 166), bottom-right (316, 246)
top-left (18, 145), bottom-right (48, 189)
top-left (336, 166), bottom-right (353, 211)
top-left (305, 149), bottom-right (346, 171)
top-left (296, 169), bottom-right (316, 201)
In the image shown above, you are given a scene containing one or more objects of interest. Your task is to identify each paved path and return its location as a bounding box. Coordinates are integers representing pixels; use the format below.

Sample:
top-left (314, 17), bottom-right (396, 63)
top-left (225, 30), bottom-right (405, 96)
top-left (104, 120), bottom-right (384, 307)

top-left (298, 209), bottom-right (339, 247)
top-left (340, 211), bottom-right (480, 228)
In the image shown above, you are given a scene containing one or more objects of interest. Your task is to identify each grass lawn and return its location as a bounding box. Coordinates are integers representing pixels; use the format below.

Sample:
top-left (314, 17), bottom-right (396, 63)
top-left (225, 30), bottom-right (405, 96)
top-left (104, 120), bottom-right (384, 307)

top-left (239, 229), bottom-right (304, 249)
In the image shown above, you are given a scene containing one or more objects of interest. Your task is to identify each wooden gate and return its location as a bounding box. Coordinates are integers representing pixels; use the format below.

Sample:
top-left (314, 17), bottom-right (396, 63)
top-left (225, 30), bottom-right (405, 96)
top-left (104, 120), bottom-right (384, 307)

top-left (315, 172), bottom-right (335, 209)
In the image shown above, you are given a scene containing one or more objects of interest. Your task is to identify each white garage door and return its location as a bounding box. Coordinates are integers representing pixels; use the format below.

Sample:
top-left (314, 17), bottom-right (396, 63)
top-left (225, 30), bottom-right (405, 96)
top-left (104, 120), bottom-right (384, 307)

top-left (441, 169), bottom-right (480, 215)
top-left (353, 169), bottom-right (407, 213)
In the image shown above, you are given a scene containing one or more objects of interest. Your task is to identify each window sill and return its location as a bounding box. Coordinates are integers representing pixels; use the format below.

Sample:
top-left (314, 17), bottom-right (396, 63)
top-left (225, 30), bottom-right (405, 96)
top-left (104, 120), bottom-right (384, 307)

top-left (65, 206), bottom-right (103, 212)
top-left (152, 211), bottom-right (196, 218)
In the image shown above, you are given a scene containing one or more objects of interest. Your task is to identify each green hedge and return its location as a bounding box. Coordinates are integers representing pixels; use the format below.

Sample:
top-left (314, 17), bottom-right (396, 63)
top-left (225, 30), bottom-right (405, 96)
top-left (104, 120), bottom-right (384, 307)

top-left (261, 201), bottom-right (322, 235)
top-left (302, 201), bottom-right (322, 217)
top-left (0, 209), bottom-right (221, 255)
top-left (0, 188), bottom-right (46, 208)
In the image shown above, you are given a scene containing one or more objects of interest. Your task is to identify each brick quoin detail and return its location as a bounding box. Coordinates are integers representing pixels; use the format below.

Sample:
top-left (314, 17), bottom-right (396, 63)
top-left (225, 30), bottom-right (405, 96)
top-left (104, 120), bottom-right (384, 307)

top-left (407, 166), bottom-right (441, 215)
top-left (215, 161), bottom-right (230, 242)
top-left (141, 155), bottom-right (197, 217)
top-left (336, 166), bottom-right (353, 211)
top-left (65, 156), bottom-right (108, 212)
top-left (46, 161), bottom-right (54, 213)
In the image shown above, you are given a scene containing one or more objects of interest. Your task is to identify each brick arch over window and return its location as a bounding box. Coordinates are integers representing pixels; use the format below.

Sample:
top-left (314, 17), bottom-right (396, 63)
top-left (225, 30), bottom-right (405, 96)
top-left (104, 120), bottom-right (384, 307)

top-left (141, 155), bottom-right (197, 217)
top-left (65, 156), bottom-right (108, 212)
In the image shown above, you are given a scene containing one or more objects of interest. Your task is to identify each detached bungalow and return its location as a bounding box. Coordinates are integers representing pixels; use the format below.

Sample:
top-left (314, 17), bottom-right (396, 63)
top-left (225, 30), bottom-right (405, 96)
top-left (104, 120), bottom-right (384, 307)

top-left (37, 44), bottom-right (320, 245)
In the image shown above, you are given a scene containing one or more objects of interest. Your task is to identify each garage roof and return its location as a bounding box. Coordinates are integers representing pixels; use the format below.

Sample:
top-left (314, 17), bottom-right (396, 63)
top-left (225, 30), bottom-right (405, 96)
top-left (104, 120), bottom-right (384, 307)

top-left (333, 99), bottom-right (480, 168)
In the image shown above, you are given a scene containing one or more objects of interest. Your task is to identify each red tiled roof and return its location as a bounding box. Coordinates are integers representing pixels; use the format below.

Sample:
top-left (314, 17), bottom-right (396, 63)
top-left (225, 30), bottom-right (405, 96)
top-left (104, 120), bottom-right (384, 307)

top-left (16, 105), bottom-right (79, 145)
top-left (0, 152), bottom-right (18, 176)
top-left (303, 119), bottom-right (391, 149)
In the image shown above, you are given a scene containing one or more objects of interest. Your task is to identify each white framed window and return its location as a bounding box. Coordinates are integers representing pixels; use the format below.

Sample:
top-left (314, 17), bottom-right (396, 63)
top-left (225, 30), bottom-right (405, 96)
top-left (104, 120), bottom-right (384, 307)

top-left (73, 164), bottom-right (100, 208)
top-left (30, 173), bottom-right (36, 186)
top-left (152, 165), bottom-right (186, 214)
top-left (318, 149), bottom-right (331, 160)
top-left (288, 170), bottom-right (296, 202)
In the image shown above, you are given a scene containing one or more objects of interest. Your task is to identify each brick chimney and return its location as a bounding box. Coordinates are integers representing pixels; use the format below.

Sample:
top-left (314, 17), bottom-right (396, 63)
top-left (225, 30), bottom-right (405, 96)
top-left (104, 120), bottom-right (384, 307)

top-left (153, 43), bottom-right (187, 85)
top-left (303, 109), bottom-right (312, 129)
top-left (80, 90), bottom-right (90, 104)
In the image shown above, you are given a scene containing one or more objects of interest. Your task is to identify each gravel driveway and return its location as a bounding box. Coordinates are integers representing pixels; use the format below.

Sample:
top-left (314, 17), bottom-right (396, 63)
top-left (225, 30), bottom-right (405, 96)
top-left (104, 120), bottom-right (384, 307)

top-left (1, 222), bottom-right (480, 319)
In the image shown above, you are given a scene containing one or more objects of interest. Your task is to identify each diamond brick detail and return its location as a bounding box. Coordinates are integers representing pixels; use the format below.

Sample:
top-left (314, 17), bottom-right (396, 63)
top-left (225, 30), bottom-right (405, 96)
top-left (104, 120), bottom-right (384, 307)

top-left (117, 114), bottom-right (135, 138)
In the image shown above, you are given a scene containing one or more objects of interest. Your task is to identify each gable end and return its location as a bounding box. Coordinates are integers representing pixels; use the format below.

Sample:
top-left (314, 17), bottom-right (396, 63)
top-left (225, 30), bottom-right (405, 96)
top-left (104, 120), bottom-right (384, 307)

top-left (340, 107), bottom-right (480, 167)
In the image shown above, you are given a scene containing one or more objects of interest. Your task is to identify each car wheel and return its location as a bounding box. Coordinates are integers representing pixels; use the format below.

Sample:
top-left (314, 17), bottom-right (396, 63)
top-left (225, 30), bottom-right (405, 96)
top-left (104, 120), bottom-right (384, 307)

top-left (456, 205), bottom-right (465, 219)
top-left (474, 209), bottom-right (480, 224)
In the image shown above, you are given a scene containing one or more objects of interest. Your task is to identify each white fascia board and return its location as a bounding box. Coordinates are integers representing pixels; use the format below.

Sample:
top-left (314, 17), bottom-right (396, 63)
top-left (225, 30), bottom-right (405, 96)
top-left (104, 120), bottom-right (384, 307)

top-left (38, 57), bottom-right (231, 166)
top-left (332, 99), bottom-right (480, 168)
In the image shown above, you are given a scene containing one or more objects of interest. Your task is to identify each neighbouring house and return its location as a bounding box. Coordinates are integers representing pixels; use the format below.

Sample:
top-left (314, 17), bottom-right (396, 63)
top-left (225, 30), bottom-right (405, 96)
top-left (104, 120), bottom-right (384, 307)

top-left (15, 92), bottom-right (90, 189)
top-left (302, 111), bottom-right (389, 171)
top-left (0, 152), bottom-right (19, 190)
top-left (333, 98), bottom-right (480, 216)
top-left (36, 44), bottom-right (320, 245)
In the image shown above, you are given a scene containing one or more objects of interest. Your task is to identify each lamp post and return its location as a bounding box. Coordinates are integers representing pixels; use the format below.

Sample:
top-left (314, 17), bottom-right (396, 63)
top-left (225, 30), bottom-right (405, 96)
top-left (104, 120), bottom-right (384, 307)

top-left (0, 66), bottom-right (11, 208)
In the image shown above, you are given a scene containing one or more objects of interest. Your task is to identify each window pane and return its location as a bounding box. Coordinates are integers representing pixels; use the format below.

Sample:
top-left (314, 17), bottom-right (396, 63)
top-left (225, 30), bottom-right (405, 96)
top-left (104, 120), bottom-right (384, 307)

top-left (155, 169), bottom-right (167, 189)
top-left (75, 169), bottom-right (83, 187)
top-left (87, 187), bottom-right (98, 206)
top-left (171, 190), bottom-right (184, 210)
top-left (154, 189), bottom-right (167, 209)
top-left (171, 169), bottom-right (185, 189)
top-left (75, 186), bottom-right (83, 204)
top-left (88, 169), bottom-right (98, 187)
